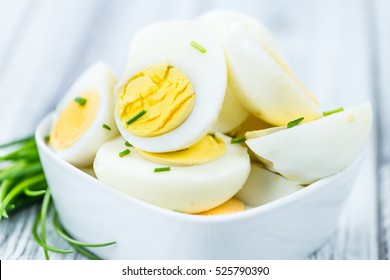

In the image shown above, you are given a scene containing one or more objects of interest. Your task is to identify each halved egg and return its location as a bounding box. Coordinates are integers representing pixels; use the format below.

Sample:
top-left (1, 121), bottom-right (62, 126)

top-left (245, 103), bottom-right (372, 184)
top-left (198, 10), bottom-right (288, 133)
top-left (114, 20), bottom-right (227, 152)
top-left (49, 62), bottom-right (119, 167)
top-left (93, 134), bottom-right (250, 213)
top-left (235, 164), bottom-right (303, 207)
top-left (196, 197), bottom-right (245, 216)
top-left (223, 22), bottom-right (322, 125)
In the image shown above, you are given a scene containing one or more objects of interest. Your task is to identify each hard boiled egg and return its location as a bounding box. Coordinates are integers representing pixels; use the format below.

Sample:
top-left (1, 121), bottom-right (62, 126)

top-left (49, 62), bottom-right (118, 167)
top-left (223, 22), bottom-right (322, 126)
top-left (93, 134), bottom-right (250, 213)
top-left (235, 164), bottom-right (303, 207)
top-left (198, 10), bottom-right (288, 133)
top-left (114, 20), bottom-right (227, 152)
top-left (245, 103), bottom-right (372, 184)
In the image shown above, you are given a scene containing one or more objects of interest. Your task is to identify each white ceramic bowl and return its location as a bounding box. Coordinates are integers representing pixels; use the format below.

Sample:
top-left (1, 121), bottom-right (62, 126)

top-left (36, 114), bottom-right (363, 259)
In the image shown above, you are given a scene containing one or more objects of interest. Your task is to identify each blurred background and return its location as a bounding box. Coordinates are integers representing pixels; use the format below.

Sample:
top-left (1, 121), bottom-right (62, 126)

top-left (0, 0), bottom-right (389, 259)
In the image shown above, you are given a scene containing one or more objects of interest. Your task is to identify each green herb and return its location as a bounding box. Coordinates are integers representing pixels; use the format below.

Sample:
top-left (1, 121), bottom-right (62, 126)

top-left (190, 41), bottom-right (207, 53)
top-left (126, 109), bottom-right (146, 125)
top-left (44, 135), bottom-right (50, 143)
top-left (119, 149), bottom-right (131, 157)
top-left (154, 167), bottom-right (171, 173)
top-left (230, 137), bottom-right (246, 144)
top-left (323, 107), bottom-right (344, 116)
top-left (287, 117), bottom-right (304, 128)
top-left (125, 141), bottom-right (133, 147)
top-left (0, 135), bottom-right (116, 260)
top-left (102, 124), bottom-right (111, 131)
top-left (74, 97), bottom-right (87, 106)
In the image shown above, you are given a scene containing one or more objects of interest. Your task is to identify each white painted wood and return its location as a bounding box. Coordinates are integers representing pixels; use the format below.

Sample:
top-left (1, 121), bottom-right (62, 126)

top-left (0, 0), bottom-right (384, 259)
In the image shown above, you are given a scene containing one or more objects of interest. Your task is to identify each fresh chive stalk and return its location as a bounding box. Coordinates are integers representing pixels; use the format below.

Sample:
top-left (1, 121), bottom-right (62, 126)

top-left (190, 41), bottom-right (207, 53)
top-left (119, 149), bottom-right (131, 158)
top-left (154, 167), bottom-right (171, 173)
top-left (323, 107), bottom-right (344, 116)
top-left (125, 141), bottom-right (133, 147)
top-left (102, 124), bottom-right (111, 131)
top-left (126, 109), bottom-right (146, 125)
top-left (230, 137), bottom-right (246, 144)
top-left (74, 97), bottom-right (87, 106)
top-left (287, 117), bottom-right (304, 128)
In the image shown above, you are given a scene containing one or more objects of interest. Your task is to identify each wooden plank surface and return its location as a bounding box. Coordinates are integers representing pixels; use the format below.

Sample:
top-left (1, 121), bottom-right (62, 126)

top-left (0, 0), bottom-right (386, 259)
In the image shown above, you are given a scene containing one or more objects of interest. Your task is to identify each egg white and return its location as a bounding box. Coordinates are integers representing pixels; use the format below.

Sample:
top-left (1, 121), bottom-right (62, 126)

top-left (114, 20), bottom-right (227, 153)
top-left (93, 134), bottom-right (250, 213)
top-left (50, 62), bottom-right (119, 167)
top-left (245, 103), bottom-right (372, 184)
top-left (223, 22), bottom-right (322, 125)
top-left (235, 164), bottom-right (303, 207)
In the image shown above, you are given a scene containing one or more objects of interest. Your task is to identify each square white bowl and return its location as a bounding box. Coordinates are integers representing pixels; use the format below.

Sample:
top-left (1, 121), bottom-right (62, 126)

top-left (35, 114), bottom-right (363, 259)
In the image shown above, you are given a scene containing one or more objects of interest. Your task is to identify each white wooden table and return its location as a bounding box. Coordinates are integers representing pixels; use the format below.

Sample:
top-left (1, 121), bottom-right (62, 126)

top-left (0, 0), bottom-right (388, 260)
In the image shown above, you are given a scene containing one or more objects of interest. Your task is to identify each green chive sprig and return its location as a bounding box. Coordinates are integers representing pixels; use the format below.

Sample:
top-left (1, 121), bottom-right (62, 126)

top-left (190, 41), bottom-right (206, 53)
top-left (230, 137), bottom-right (246, 144)
top-left (119, 149), bottom-right (131, 158)
top-left (125, 141), bottom-right (133, 147)
top-left (102, 124), bottom-right (111, 131)
top-left (74, 97), bottom-right (87, 106)
top-left (287, 117), bottom-right (304, 128)
top-left (323, 107), bottom-right (344, 116)
top-left (154, 167), bottom-right (171, 173)
top-left (127, 109), bottom-right (146, 125)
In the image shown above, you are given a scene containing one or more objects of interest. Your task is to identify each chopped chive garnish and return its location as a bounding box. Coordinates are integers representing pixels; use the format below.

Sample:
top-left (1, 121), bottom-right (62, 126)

top-left (154, 167), bottom-right (171, 173)
top-left (126, 109), bottom-right (146, 125)
top-left (125, 141), bottom-right (133, 147)
top-left (190, 41), bottom-right (206, 53)
top-left (230, 137), bottom-right (246, 144)
top-left (74, 97), bottom-right (87, 106)
top-left (119, 149), bottom-right (131, 158)
top-left (44, 135), bottom-right (50, 143)
top-left (287, 117), bottom-right (304, 128)
top-left (323, 107), bottom-right (344, 116)
top-left (102, 124), bottom-right (111, 131)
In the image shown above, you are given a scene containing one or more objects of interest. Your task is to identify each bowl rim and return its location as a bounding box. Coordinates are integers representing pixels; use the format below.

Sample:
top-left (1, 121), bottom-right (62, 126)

top-left (36, 113), bottom-right (364, 224)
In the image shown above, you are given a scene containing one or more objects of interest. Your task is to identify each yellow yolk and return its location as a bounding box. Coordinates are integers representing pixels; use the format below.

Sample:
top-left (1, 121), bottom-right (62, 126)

top-left (196, 197), bottom-right (245, 216)
top-left (136, 134), bottom-right (226, 166)
top-left (116, 63), bottom-right (195, 137)
top-left (50, 91), bottom-right (100, 150)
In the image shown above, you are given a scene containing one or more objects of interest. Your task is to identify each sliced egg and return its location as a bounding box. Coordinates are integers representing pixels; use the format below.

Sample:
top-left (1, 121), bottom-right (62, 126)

top-left (245, 103), bottom-right (372, 184)
top-left (49, 62), bottom-right (119, 167)
top-left (198, 10), bottom-right (287, 133)
top-left (196, 197), bottom-right (245, 216)
top-left (114, 20), bottom-right (227, 152)
top-left (223, 22), bottom-right (322, 126)
top-left (93, 134), bottom-right (250, 213)
top-left (235, 164), bottom-right (303, 207)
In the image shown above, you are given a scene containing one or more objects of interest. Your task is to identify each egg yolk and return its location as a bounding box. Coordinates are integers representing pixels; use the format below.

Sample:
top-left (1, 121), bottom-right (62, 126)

top-left (196, 197), bottom-right (245, 216)
top-left (136, 134), bottom-right (226, 166)
top-left (50, 90), bottom-right (100, 150)
top-left (116, 63), bottom-right (195, 137)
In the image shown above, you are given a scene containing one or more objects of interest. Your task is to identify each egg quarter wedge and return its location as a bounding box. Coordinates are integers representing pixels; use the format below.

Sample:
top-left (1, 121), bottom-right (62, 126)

top-left (114, 20), bottom-right (227, 153)
top-left (93, 134), bottom-right (250, 214)
top-left (49, 62), bottom-right (119, 167)
top-left (223, 22), bottom-right (322, 126)
top-left (198, 10), bottom-right (289, 133)
top-left (245, 102), bottom-right (373, 184)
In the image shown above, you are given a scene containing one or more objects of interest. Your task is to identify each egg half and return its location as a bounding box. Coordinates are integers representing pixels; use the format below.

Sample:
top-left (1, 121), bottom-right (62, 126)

top-left (245, 103), bottom-right (372, 184)
top-left (114, 20), bottom-right (227, 152)
top-left (198, 10), bottom-right (289, 133)
top-left (223, 22), bottom-right (322, 126)
top-left (49, 62), bottom-right (118, 167)
top-left (93, 134), bottom-right (250, 213)
top-left (235, 164), bottom-right (303, 207)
